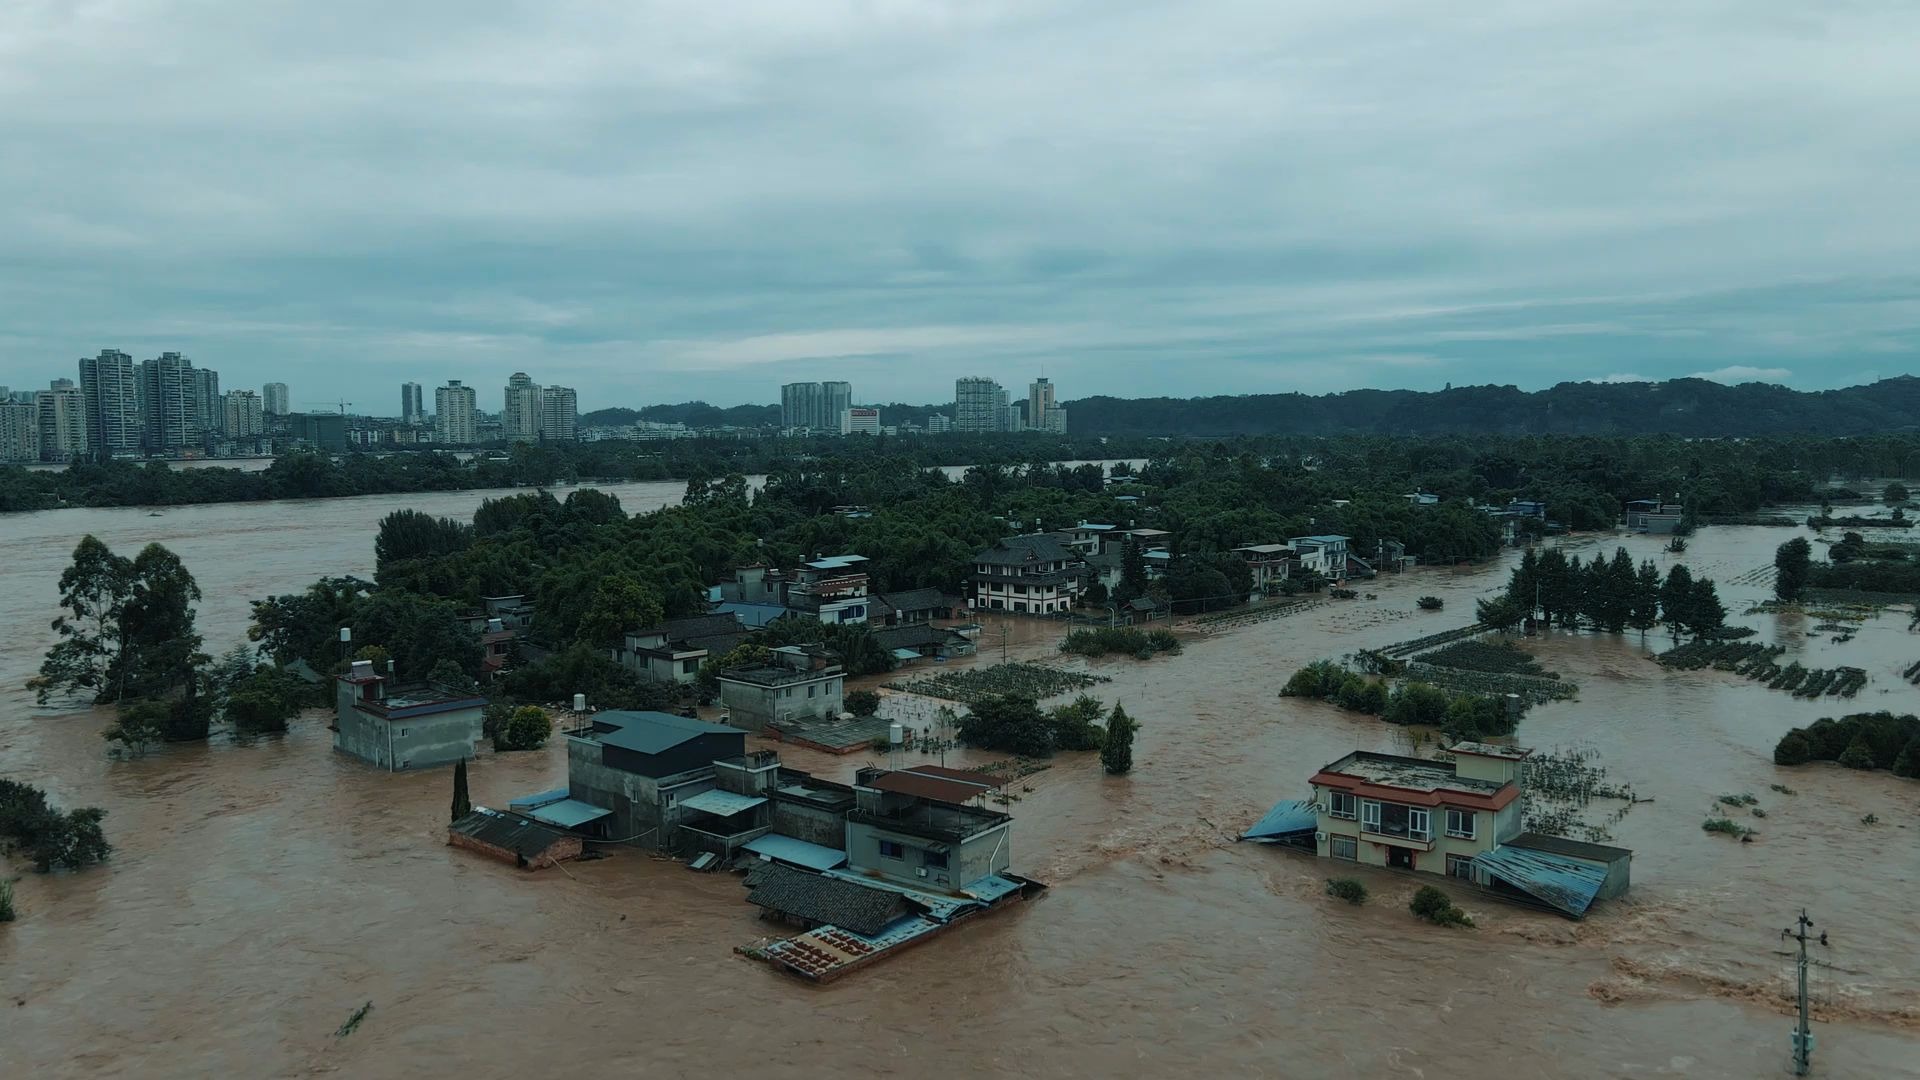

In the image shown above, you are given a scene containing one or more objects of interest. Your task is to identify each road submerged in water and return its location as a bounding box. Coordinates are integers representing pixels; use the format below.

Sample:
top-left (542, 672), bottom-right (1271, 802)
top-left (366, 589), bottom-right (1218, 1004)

top-left (3, 490), bottom-right (1918, 1079)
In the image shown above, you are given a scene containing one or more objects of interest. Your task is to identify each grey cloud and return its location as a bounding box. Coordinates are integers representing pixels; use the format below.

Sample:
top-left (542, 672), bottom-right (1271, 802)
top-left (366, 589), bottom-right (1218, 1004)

top-left (1, 1), bottom-right (1917, 407)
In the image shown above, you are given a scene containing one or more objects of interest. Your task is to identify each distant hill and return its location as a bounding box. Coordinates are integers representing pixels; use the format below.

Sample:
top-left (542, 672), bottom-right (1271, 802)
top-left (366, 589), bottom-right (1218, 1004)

top-left (581, 402), bottom-right (780, 429)
top-left (1061, 377), bottom-right (1920, 437)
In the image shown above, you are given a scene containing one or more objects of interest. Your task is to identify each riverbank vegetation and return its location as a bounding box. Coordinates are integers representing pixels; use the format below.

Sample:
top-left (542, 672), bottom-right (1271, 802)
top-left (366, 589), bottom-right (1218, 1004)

top-left (1059, 626), bottom-right (1181, 660)
top-left (886, 663), bottom-right (1108, 706)
top-left (1503, 547), bottom-right (1725, 637)
top-left (1774, 713), bottom-right (1920, 777)
top-left (1280, 660), bottom-right (1521, 739)
top-left (956, 693), bottom-right (1110, 758)
top-left (0, 780), bottom-right (110, 873)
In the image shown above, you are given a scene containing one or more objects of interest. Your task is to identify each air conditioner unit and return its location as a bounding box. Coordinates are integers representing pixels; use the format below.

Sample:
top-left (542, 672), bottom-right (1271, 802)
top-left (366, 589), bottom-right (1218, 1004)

top-left (915, 867), bottom-right (929, 878)
top-left (1314, 831), bottom-right (1327, 843)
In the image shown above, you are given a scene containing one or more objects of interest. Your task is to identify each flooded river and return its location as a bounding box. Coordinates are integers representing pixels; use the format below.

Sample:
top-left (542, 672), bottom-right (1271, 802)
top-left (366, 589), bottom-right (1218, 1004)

top-left (3, 493), bottom-right (1917, 1078)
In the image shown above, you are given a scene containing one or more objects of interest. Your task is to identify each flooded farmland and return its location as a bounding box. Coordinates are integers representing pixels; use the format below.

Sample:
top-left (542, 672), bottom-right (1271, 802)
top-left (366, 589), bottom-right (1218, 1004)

top-left (2, 494), bottom-right (1918, 1079)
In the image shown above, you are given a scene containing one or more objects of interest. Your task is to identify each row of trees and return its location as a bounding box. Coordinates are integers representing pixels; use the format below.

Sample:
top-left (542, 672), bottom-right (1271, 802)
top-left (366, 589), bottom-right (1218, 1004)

top-left (955, 693), bottom-right (1137, 773)
top-left (1488, 547), bottom-right (1726, 638)
top-left (1281, 661), bottom-right (1519, 739)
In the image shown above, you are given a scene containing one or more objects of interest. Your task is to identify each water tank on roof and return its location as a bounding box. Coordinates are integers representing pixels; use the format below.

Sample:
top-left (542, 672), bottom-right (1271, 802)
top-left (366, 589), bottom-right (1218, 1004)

top-left (573, 693), bottom-right (587, 712)
top-left (889, 722), bottom-right (904, 746)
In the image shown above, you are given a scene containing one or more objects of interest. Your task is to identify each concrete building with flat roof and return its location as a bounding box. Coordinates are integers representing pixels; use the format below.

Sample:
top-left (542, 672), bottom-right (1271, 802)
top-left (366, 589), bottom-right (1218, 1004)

top-left (716, 645), bottom-right (845, 732)
top-left (333, 659), bottom-right (486, 771)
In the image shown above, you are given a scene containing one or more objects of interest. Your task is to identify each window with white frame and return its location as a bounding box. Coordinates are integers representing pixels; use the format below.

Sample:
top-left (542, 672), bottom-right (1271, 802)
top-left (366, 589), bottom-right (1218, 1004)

top-left (1328, 791), bottom-right (1358, 820)
top-left (1446, 853), bottom-right (1475, 880)
top-left (1361, 800), bottom-right (1381, 831)
top-left (1330, 835), bottom-right (1357, 860)
top-left (1407, 808), bottom-right (1431, 842)
top-left (1446, 808), bottom-right (1476, 840)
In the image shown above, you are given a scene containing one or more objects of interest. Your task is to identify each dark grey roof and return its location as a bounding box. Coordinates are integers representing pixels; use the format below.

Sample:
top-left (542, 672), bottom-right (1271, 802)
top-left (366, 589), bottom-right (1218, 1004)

top-left (1508, 832), bottom-right (1634, 863)
top-left (449, 808), bottom-right (570, 858)
top-left (879, 588), bottom-right (946, 613)
top-left (1082, 549), bottom-right (1123, 569)
top-left (663, 613), bottom-right (745, 639)
top-left (593, 710), bottom-right (745, 755)
top-left (975, 534), bottom-right (1075, 566)
top-left (866, 595), bottom-right (895, 620)
top-left (1128, 596), bottom-right (1164, 612)
top-left (873, 624), bottom-right (953, 651)
top-left (744, 864), bottom-right (910, 937)
top-left (682, 630), bottom-right (749, 656)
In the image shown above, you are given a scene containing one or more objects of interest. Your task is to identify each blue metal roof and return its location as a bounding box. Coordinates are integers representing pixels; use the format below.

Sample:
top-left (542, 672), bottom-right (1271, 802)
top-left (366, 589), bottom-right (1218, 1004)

top-left (959, 874), bottom-right (1025, 903)
top-left (1471, 845), bottom-right (1610, 918)
top-left (509, 788), bottom-right (569, 812)
top-left (1242, 799), bottom-right (1319, 841)
top-left (678, 789), bottom-right (767, 817)
top-left (527, 798), bottom-right (613, 829)
top-left (743, 833), bottom-right (848, 872)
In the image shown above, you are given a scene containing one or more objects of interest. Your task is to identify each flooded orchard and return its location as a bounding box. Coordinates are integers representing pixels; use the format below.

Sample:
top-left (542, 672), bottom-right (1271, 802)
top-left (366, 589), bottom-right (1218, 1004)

top-left (3, 492), bottom-right (1918, 1079)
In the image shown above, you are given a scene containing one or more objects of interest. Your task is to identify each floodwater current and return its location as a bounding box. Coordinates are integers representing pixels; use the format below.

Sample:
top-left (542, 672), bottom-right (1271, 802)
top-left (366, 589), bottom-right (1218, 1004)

top-left (2, 489), bottom-right (1917, 1078)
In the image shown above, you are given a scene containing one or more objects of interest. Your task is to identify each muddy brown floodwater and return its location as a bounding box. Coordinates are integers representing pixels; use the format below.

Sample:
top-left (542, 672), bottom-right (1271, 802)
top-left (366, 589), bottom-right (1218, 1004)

top-left (3, 492), bottom-right (1918, 1079)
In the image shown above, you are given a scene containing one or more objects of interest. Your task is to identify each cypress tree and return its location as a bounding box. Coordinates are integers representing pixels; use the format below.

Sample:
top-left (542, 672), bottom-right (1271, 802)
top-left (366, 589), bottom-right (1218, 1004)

top-left (1101, 704), bottom-right (1136, 775)
top-left (451, 757), bottom-right (471, 822)
top-left (1659, 565), bottom-right (1695, 636)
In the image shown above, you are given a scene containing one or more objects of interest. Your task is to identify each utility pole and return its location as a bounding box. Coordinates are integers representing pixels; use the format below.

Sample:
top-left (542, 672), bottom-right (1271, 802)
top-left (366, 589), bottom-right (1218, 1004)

top-left (999, 623), bottom-right (1010, 664)
top-left (1784, 908), bottom-right (1816, 1076)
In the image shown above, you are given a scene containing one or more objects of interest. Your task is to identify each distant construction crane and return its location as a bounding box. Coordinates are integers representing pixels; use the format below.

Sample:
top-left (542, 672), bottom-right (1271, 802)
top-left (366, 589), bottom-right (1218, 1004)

top-left (305, 400), bottom-right (353, 415)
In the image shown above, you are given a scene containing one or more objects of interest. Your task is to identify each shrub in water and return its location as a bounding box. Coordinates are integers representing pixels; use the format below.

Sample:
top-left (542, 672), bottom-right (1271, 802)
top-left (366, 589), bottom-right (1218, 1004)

top-left (1325, 878), bottom-right (1367, 905)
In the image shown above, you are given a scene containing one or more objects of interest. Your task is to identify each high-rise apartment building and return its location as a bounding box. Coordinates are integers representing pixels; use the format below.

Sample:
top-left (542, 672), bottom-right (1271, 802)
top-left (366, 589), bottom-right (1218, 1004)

top-left (840, 407), bottom-right (881, 435)
top-left (1027, 378), bottom-right (1055, 430)
top-left (955, 376), bottom-right (1006, 433)
top-left (138, 352), bottom-right (200, 452)
top-left (780, 381), bottom-right (853, 431)
top-left (540, 385), bottom-right (578, 441)
top-left (927, 413), bottom-right (953, 434)
top-left (434, 380), bottom-right (478, 445)
top-left (36, 381), bottom-right (88, 462)
top-left (190, 367), bottom-right (222, 437)
top-left (401, 381), bottom-right (425, 425)
top-left (503, 372), bottom-right (541, 442)
top-left (224, 390), bottom-right (265, 437)
top-left (262, 382), bottom-right (290, 416)
top-left (78, 349), bottom-right (140, 458)
top-left (0, 400), bottom-right (39, 462)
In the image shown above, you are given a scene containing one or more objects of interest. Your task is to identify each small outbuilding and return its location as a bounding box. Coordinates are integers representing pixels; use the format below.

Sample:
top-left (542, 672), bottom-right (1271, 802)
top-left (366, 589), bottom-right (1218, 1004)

top-left (448, 807), bottom-right (583, 870)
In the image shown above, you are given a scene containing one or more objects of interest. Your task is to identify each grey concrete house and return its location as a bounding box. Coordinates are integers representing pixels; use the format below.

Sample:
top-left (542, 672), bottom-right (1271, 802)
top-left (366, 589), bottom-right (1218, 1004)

top-left (610, 613), bottom-right (749, 684)
top-left (333, 660), bottom-right (486, 771)
top-left (564, 710), bottom-right (750, 847)
top-left (845, 766), bottom-right (1012, 892)
top-left (873, 588), bottom-right (950, 626)
top-left (715, 645), bottom-right (844, 733)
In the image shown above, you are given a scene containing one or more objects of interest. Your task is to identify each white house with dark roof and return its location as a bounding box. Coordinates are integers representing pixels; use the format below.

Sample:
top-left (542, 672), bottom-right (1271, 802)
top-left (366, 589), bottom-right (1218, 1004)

top-left (971, 534), bottom-right (1083, 614)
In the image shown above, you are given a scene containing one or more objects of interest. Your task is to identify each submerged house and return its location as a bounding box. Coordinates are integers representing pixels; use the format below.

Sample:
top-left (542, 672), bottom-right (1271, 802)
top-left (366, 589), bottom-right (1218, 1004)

top-left (971, 534), bottom-right (1083, 615)
top-left (1250, 742), bottom-right (1632, 918)
top-left (715, 645), bottom-right (846, 733)
top-left (333, 659), bottom-right (486, 771)
top-left (448, 806), bottom-right (582, 869)
top-left (610, 613), bottom-right (750, 685)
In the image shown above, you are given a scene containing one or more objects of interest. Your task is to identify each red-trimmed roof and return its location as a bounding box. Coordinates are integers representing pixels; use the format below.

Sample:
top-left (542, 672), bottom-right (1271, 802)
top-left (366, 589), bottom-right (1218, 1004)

top-left (1310, 771), bottom-right (1520, 812)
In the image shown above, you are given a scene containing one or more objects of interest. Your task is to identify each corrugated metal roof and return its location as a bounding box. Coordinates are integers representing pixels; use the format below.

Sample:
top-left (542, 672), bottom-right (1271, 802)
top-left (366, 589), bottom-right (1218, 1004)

top-left (959, 874), bottom-right (1025, 903)
top-left (448, 807), bottom-right (570, 858)
top-left (1507, 832), bottom-right (1633, 863)
top-left (1472, 845), bottom-right (1610, 918)
top-left (509, 788), bottom-right (569, 811)
top-left (594, 711), bottom-right (743, 755)
top-left (679, 789), bottom-right (767, 817)
top-left (905, 764), bottom-right (1005, 790)
top-left (527, 798), bottom-right (612, 829)
top-left (744, 834), bottom-right (849, 872)
top-left (862, 770), bottom-right (988, 805)
top-left (1242, 799), bottom-right (1319, 841)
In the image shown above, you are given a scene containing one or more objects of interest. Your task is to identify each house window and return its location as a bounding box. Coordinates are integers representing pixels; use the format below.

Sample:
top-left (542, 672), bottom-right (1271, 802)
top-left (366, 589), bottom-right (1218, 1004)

top-left (1330, 835), bottom-right (1357, 860)
top-left (1408, 808), bottom-right (1432, 842)
top-left (878, 840), bottom-right (904, 860)
top-left (1328, 791), bottom-right (1358, 820)
top-left (1360, 800), bottom-right (1381, 831)
top-left (807, 684), bottom-right (816, 698)
top-left (923, 848), bottom-right (948, 869)
top-left (682, 659), bottom-right (699, 675)
top-left (1446, 809), bottom-right (1476, 840)
top-left (1446, 854), bottom-right (1476, 881)
top-left (1364, 802), bottom-right (1432, 842)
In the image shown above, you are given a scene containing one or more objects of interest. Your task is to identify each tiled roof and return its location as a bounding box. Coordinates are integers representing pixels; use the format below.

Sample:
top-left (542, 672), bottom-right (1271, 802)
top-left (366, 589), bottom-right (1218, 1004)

top-left (878, 587), bottom-right (946, 613)
top-left (745, 863), bottom-right (911, 937)
top-left (449, 807), bottom-right (570, 858)
top-left (975, 534), bottom-right (1075, 566)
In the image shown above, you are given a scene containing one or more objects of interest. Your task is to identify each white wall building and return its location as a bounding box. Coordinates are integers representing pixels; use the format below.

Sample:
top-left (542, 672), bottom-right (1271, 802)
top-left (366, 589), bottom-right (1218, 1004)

top-left (434, 380), bottom-right (478, 445)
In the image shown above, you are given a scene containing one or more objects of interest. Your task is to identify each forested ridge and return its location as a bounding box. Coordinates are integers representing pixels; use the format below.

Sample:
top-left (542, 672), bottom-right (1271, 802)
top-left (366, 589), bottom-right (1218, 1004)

top-left (1064, 377), bottom-right (1920, 437)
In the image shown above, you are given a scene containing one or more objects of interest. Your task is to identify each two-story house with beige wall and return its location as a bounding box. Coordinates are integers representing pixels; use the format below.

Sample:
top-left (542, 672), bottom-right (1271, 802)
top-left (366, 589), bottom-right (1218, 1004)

top-left (1309, 743), bottom-right (1529, 881)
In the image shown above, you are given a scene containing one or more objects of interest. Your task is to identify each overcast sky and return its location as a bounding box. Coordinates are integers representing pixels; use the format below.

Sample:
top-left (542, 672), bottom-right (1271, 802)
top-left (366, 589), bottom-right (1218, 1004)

top-left (3, 1), bottom-right (1917, 412)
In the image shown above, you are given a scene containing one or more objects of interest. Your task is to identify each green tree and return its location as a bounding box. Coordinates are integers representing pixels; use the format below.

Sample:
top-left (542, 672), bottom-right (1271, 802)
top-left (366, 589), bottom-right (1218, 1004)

top-left (1384, 683), bottom-right (1451, 726)
top-left (495, 705), bottom-right (553, 752)
top-left (1628, 560), bottom-right (1662, 637)
top-left (429, 659), bottom-right (479, 692)
top-left (34, 535), bottom-right (133, 703)
top-left (1773, 538), bottom-right (1812, 600)
top-left (845, 689), bottom-right (881, 717)
top-left (1683, 577), bottom-right (1727, 638)
top-left (1659, 564), bottom-right (1695, 636)
top-left (1475, 596), bottom-right (1525, 633)
top-left (374, 509), bottom-right (472, 572)
top-left (958, 695), bottom-right (1057, 757)
top-left (575, 573), bottom-right (665, 646)
top-left (698, 643), bottom-right (776, 691)
top-left (451, 758), bottom-right (472, 822)
top-left (1773, 730), bottom-right (1813, 766)
top-left (352, 591), bottom-right (481, 681)
top-left (1101, 704), bottom-right (1136, 775)
top-left (1116, 536), bottom-right (1148, 604)
top-left (110, 543), bottom-right (206, 702)
top-left (1885, 481), bottom-right (1909, 506)
top-left (1049, 695), bottom-right (1108, 752)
